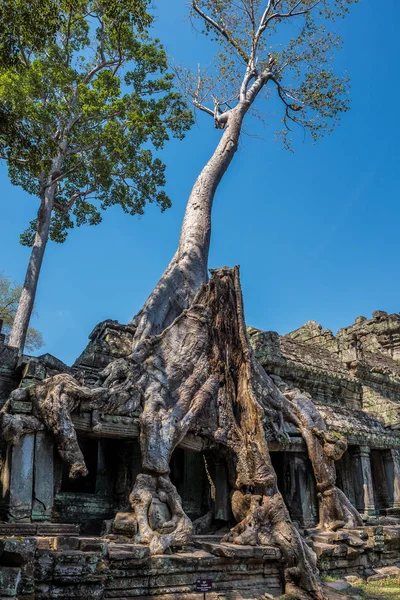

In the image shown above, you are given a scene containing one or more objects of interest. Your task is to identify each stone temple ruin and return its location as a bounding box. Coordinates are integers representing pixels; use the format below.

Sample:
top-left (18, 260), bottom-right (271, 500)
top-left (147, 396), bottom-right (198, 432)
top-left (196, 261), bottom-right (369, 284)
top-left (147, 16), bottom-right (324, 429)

top-left (1, 306), bottom-right (400, 599)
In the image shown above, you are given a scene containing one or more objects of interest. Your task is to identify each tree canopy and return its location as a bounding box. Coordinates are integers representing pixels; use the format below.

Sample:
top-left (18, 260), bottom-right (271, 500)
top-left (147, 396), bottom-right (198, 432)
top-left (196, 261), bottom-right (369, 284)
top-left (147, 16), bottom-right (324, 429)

top-left (0, 0), bottom-right (193, 245)
top-left (0, 273), bottom-right (43, 352)
top-left (174, 0), bottom-right (358, 148)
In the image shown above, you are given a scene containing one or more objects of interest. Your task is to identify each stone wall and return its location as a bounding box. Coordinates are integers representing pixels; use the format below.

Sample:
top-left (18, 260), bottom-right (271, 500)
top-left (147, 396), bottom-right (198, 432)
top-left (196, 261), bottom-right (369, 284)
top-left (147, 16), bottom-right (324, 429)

top-left (2, 527), bottom-right (400, 598)
top-left (0, 533), bottom-right (283, 600)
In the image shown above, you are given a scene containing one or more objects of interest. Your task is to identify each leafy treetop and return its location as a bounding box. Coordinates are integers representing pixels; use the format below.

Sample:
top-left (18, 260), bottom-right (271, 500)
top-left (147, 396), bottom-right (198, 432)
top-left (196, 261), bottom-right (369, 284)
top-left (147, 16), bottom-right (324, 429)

top-left (0, 0), bottom-right (193, 245)
top-left (176, 0), bottom-right (358, 148)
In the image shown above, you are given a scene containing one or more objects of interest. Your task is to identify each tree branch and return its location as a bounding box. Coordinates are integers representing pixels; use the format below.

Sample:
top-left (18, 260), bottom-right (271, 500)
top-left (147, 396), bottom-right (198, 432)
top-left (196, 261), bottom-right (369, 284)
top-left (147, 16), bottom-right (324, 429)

top-left (192, 100), bottom-right (215, 118)
top-left (264, 0), bottom-right (322, 29)
top-left (192, 1), bottom-right (249, 63)
top-left (54, 187), bottom-right (97, 213)
top-left (44, 160), bottom-right (86, 188)
top-left (270, 76), bottom-right (302, 112)
top-left (83, 59), bottom-right (121, 83)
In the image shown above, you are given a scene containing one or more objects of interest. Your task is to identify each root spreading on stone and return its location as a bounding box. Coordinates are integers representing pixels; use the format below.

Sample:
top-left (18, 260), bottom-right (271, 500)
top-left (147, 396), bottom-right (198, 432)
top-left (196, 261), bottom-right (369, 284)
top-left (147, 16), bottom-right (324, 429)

top-left (1, 266), bottom-right (364, 600)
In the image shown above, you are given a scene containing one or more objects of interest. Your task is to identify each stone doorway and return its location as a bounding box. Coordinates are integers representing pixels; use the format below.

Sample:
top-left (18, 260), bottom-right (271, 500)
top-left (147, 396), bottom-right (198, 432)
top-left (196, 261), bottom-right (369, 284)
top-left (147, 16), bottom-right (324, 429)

top-left (270, 451), bottom-right (318, 529)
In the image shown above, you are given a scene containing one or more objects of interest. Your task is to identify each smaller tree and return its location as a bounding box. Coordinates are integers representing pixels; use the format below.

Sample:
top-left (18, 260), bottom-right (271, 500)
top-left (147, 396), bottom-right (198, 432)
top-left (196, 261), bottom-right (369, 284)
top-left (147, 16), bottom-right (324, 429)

top-left (0, 273), bottom-right (44, 352)
top-left (1, 0), bottom-right (193, 352)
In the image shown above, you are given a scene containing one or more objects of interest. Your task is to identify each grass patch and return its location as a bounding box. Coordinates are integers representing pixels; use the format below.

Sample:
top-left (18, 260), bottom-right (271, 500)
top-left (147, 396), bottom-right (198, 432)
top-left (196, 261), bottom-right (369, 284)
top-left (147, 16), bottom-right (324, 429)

top-left (358, 578), bottom-right (400, 599)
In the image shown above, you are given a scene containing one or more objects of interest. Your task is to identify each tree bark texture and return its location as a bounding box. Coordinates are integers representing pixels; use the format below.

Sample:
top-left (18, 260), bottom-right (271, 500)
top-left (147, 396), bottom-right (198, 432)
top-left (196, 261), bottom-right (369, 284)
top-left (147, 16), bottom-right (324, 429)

top-left (130, 107), bottom-right (247, 346)
top-left (8, 140), bottom-right (69, 354)
top-left (8, 186), bottom-right (56, 352)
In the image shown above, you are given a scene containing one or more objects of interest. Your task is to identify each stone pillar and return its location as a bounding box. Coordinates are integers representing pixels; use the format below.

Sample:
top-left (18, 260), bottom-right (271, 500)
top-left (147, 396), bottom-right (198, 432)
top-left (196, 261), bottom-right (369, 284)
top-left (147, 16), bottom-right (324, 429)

top-left (336, 450), bottom-right (356, 507)
top-left (390, 449), bottom-right (400, 513)
top-left (32, 432), bottom-right (54, 521)
top-left (370, 449), bottom-right (390, 514)
top-left (0, 435), bottom-right (35, 521)
top-left (352, 446), bottom-right (376, 516)
top-left (214, 456), bottom-right (231, 522)
top-left (95, 439), bottom-right (108, 496)
top-left (182, 451), bottom-right (207, 520)
top-left (284, 452), bottom-right (318, 528)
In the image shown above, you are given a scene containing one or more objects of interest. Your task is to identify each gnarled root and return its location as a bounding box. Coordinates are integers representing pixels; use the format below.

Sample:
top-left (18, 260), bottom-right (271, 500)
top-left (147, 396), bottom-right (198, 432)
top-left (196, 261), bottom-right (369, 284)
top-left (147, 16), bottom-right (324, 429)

top-left (318, 485), bottom-right (363, 530)
top-left (1, 361), bottom-right (143, 479)
top-left (278, 389), bottom-right (363, 532)
top-left (129, 472), bottom-right (192, 554)
top-left (225, 490), bottom-right (323, 600)
top-left (0, 410), bottom-right (43, 445)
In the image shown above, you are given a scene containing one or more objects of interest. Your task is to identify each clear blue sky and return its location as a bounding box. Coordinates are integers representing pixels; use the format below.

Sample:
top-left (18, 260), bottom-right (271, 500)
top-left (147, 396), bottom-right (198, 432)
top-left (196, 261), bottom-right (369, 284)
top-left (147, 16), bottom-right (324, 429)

top-left (1, 1), bottom-right (399, 366)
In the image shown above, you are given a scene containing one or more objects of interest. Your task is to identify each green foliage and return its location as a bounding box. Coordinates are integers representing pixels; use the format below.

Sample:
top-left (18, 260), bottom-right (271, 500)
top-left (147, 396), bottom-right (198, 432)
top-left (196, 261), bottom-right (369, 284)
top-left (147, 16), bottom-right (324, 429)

top-left (186, 0), bottom-right (358, 147)
top-left (0, 0), bottom-right (193, 244)
top-left (0, 0), bottom-right (60, 67)
top-left (0, 273), bottom-right (44, 351)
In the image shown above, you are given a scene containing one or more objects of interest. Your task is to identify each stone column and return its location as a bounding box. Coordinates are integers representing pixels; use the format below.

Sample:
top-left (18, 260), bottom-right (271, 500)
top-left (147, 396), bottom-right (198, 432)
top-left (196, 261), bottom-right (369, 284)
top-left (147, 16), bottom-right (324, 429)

top-left (0, 435), bottom-right (35, 521)
top-left (214, 456), bottom-right (231, 522)
top-left (370, 450), bottom-right (390, 514)
top-left (352, 446), bottom-right (376, 516)
top-left (32, 432), bottom-right (54, 521)
top-left (284, 452), bottom-right (318, 528)
top-left (388, 449), bottom-right (400, 511)
top-left (335, 450), bottom-right (356, 507)
top-left (183, 450), bottom-right (207, 520)
top-left (95, 439), bottom-right (108, 496)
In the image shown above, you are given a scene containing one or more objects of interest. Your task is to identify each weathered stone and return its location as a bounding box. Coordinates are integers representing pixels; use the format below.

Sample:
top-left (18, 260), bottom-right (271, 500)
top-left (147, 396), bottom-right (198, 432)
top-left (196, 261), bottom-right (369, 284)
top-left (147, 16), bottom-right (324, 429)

top-left (148, 499), bottom-right (172, 531)
top-left (108, 544), bottom-right (151, 561)
top-left (36, 524), bottom-right (80, 536)
top-left (34, 550), bottom-right (55, 581)
top-left (32, 432), bottom-right (54, 522)
top-left (325, 579), bottom-right (351, 592)
top-left (194, 542), bottom-right (281, 560)
top-left (79, 538), bottom-right (108, 555)
top-left (52, 537), bottom-right (80, 551)
top-left (112, 512), bottom-right (138, 537)
top-left (0, 566), bottom-right (21, 597)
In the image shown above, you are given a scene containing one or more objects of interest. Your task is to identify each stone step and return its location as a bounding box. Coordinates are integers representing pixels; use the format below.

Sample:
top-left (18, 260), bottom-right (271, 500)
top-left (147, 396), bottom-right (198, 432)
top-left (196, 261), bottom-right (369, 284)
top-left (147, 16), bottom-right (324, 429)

top-left (308, 531), bottom-right (350, 544)
top-left (192, 541), bottom-right (281, 560)
top-left (0, 523), bottom-right (37, 536)
top-left (192, 534), bottom-right (224, 543)
top-left (36, 523), bottom-right (80, 536)
top-left (108, 544), bottom-right (151, 562)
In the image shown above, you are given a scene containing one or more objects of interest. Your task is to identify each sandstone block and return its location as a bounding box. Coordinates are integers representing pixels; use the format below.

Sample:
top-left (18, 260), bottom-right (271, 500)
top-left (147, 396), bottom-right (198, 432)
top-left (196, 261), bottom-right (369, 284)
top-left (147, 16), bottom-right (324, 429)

top-left (0, 567), bottom-right (21, 597)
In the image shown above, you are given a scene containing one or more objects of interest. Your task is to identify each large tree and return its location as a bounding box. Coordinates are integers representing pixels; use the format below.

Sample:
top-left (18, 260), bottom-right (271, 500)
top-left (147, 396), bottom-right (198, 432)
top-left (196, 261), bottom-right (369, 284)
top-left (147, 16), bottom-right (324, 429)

top-left (1, 0), bottom-right (192, 352)
top-left (1, 2), bottom-right (362, 599)
top-left (131, 0), bottom-right (356, 342)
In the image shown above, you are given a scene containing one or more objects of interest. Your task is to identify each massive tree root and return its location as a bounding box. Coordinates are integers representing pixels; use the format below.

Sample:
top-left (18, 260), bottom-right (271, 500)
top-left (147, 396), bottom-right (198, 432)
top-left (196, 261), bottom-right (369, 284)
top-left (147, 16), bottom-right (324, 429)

top-left (282, 391), bottom-right (363, 530)
top-left (119, 266), bottom-right (324, 598)
top-left (1, 266), bottom-right (365, 599)
top-left (0, 358), bottom-right (143, 478)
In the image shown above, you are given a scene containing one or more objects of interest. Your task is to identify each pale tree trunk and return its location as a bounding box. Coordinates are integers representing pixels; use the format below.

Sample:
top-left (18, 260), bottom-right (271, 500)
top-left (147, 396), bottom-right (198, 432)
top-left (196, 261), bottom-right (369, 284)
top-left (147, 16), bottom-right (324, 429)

top-left (131, 104), bottom-right (248, 344)
top-left (8, 158), bottom-right (62, 352)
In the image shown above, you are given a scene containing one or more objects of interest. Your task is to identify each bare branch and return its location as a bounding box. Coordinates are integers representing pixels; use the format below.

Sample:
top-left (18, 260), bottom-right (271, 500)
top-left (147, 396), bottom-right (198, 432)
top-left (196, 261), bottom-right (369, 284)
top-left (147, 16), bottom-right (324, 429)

top-left (270, 76), bottom-right (302, 112)
top-left (192, 1), bottom-right (249, 63)
top-left (193, 100), bottom-right (215, 118)
top-left (264, 0), bottom-right (322, 29)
